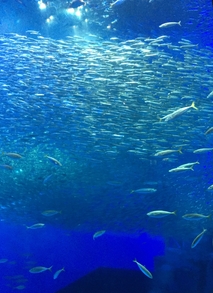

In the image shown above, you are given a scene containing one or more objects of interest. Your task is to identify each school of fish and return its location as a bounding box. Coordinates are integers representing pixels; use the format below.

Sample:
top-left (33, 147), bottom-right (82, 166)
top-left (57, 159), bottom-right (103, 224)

top-left (0, 30), bottom-right (212, 254)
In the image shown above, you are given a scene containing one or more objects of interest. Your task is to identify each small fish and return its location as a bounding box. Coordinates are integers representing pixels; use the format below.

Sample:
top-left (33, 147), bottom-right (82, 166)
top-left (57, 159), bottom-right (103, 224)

top-left (16, 0), bottom-right (26, 6)
top-left (93, 230), bottom-right (106, 240)
top-left (162, 157), bottom-right (178, 163)
top-left (207, 91), bottom-right (213, 99)
top-left (43, 174), bottom-right (53, 185)
top-left (147, 210), bottom-right (176, 218)
top-left (182, 213), bottom-right (211, 220)
top-left (0, 164), bottom-right (13, 170)
top-left (110, 0), bottom-right (126, 7)
top-left (177, 162), bottom-right (199, 168)
top-left (133, 259), bottom-right (153, 279)
top-left (29, 266), bottom-right (53, 273)
top-left (42, 210), bottom-right (61, 217)
top-left (169, 166), bottom-right (193, 172)
top-left (26, 223), bottom-right (45, 229)
top-left (13, 285), bottom-right (26, 290)
top-left (2, 152), bottom-right (22, 159)
top-left (159, 21), bottom-right (181, 28)
top-left (160, 102), bottom-right (197, 122)
top-left (131, 188), bottom-right (157, 194)
top-left (205, 127), bottom-right (213, 135)
top-left (193, 148), bottom-right (213, 154)
top-left (0, 258), bottom-right (8, 263)
top-left (53, 267), bottom-right (65, 280)
top-left (154, 147), bottom-right (182, 156)
top-left (107, 181), bottom-right (122, 186)
top-left (69, 0), bottom-right (85, 8)
top-left (207, 184), bottom-right (213, 191)
top-left (191, 229), bottom-right (207, 248)
top-left (45, 155), bottom-right (62, 166)
top-left (180, 44), bottom-right (198, 48)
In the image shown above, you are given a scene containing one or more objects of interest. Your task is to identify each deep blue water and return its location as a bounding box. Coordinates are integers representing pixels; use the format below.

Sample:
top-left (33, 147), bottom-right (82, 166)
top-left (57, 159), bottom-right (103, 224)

top-left (0, 222), bottom-right (164, 292)
top-left (0, 0), bottom-right (213, 292)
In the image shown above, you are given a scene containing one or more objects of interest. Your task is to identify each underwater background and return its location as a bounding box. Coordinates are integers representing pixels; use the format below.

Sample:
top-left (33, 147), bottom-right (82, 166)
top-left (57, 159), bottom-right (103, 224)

top-left (0, 0), bottom-right (213, 292)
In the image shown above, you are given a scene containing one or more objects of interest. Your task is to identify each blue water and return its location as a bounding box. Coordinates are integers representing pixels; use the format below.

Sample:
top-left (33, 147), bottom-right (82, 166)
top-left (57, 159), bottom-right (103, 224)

top-left (0, 0), bottom-right (213, 292)
top-left (0, 222), bottom-right (164, 292)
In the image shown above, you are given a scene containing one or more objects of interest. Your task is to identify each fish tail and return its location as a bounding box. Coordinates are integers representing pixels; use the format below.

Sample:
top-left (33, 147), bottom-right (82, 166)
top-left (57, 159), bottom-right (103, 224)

top-left (49, 266), bottom-right (53, 272)
top-left (178, 21), bottom-right (181, 26)
top-left (190, 166), bottom-right (194, 171)
top-left (208, 214), bottom-right (211, 219)
top-left (173, 210), bottom-right (177, 216)
top-left (178, 147), bottom-right (183, 154)
top-left (191, 101), bottom-right (198, 110)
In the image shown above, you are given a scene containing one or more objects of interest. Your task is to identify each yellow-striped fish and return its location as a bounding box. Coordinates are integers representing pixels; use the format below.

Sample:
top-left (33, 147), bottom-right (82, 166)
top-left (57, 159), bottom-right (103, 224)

top-left (160, 102), bottom-right (198, 122)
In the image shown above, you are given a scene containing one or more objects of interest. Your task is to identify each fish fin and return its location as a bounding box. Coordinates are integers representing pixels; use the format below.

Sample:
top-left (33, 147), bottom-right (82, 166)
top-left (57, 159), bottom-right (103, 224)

top-left (191, 101), bottom-right (198, 110)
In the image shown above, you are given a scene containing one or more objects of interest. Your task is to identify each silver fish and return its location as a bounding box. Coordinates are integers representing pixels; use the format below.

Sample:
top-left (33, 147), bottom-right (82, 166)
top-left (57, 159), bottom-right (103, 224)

top-left (191, 229), bottom-right (207, 248)
top-left (133, 259), bottom-right (153, 279)
top-left (53, 267), bottom-right (65, 279)
top-left (159, 21), bottom-right (181, 28)
top-left (93, 230), bottom-right (106, 240)
top-left (131, 188), bottom-right (157, 194)
top-left (29, 266), bottom-right (53, 273)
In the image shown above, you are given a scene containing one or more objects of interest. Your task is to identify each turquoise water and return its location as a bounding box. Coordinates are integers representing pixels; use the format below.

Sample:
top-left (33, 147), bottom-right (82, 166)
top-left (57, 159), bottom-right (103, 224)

top-left (0, 0), bottom-right (213, 292)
